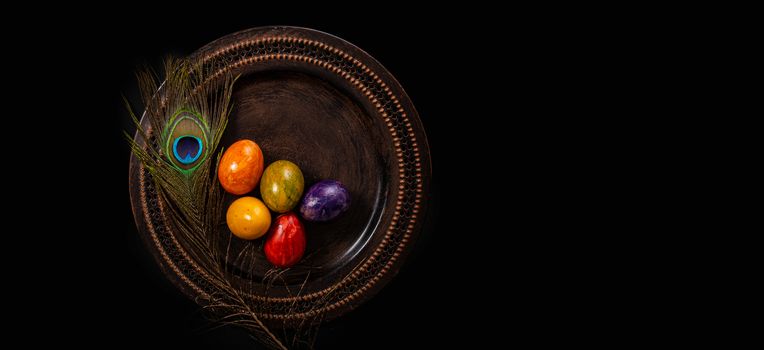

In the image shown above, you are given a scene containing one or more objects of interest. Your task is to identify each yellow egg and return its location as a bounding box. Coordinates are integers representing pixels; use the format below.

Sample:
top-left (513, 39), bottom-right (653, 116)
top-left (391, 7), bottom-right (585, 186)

top-left (226, 197), bottom-right (271, 240)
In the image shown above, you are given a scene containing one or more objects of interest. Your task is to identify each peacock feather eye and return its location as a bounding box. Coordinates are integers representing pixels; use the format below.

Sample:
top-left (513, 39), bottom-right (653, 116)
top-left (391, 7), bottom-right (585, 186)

top-left (173, 135), bottom-right (202, 164)
top-left (165, 110), bottom-right (209, 172)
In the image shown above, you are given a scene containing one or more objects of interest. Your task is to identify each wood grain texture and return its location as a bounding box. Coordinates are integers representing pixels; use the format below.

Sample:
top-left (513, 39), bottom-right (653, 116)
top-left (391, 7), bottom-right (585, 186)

top-left (129, 26), bottom-right (431, 322)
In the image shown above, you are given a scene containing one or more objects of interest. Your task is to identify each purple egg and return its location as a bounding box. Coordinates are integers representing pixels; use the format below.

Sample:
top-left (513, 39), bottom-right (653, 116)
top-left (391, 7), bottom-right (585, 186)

top-left (299, 180), bottom-right (351, 222)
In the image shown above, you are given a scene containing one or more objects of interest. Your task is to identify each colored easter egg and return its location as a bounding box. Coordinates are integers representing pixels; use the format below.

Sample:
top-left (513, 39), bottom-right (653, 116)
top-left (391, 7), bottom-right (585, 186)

top-left (218, 139), bottom-right (264, 195)
top-left (299, 180), bottom-right (351, 222)
top-left (260, 160), bottom-right (304, 213)
top-left (264, 212), bottom-right (307, 268)
top-left (226, 196), bottom-right (271, 240)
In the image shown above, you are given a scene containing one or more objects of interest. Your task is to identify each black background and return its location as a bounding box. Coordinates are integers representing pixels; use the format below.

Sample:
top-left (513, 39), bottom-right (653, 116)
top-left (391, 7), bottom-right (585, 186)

top-left (14, 8), bottom-right (582, 348)
top-left (9, 7), bottom-right (677, 348)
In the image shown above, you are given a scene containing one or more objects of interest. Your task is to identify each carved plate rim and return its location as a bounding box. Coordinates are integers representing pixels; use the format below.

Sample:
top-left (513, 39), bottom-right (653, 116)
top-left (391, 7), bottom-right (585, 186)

top-left (128, 26), bottom-right (432, 322)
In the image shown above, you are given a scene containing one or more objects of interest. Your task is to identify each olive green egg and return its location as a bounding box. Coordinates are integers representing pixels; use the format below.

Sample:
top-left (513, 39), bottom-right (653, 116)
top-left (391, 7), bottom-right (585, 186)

top-left (260, 160), bottom-right (305, 213)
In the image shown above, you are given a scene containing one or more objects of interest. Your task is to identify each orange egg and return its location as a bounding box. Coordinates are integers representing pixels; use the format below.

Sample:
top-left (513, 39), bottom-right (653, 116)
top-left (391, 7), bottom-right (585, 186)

top-left (218, 139), bottom-right (264, 195)
top-left (226, 197), bottom-right (271, 240)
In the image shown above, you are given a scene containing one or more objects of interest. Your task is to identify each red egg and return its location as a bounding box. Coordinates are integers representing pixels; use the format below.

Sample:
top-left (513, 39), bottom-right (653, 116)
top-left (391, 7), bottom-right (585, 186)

top-left (264, 212), bottom-right (306, 268)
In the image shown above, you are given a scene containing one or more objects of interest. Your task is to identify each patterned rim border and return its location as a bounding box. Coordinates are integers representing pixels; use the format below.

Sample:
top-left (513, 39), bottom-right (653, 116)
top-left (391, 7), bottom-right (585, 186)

top-left (133, 27), bottom-right (429, 320)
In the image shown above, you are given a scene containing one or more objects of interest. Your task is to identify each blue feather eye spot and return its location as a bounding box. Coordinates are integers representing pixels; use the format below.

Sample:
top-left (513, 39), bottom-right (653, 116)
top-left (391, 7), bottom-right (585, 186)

top-left (172, 136), bottom-right (203, 164)
top-left (165, 110), bottom-right (209, 171)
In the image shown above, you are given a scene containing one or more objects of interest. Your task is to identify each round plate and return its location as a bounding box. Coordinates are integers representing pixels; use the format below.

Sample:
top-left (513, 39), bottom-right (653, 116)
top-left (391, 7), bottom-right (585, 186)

top-left (129, 26), bottom-right (431, 322)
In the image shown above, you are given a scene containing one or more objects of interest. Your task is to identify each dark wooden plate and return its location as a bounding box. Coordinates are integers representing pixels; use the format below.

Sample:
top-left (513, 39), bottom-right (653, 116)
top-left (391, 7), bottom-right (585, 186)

top-left (128, 26), bottom-right (431, 322)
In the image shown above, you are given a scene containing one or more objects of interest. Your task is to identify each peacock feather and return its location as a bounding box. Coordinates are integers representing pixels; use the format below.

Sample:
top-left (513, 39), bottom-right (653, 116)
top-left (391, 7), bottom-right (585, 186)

top-left (125, 58), bottom-right (291, 349)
